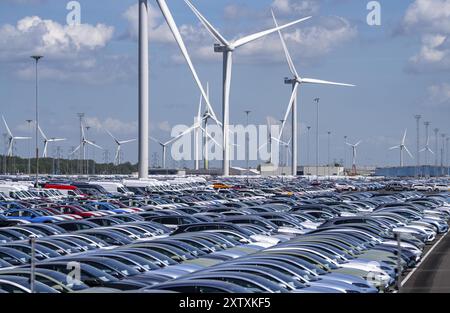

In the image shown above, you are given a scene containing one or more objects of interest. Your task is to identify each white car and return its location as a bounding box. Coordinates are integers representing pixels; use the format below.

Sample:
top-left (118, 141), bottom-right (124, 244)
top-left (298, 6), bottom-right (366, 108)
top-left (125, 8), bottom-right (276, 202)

top-left (412, 184), bottom-right (433, 192)
top-left (433, 184), bottom-right (449, 192)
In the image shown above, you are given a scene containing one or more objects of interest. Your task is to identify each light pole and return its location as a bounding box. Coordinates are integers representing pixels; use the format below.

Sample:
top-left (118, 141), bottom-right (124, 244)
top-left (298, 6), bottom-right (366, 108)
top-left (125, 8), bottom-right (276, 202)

top-left (441, 134), bottom-right (446, 176)
top-left (31, 55), bottom-right (43, 186)
top-left (327, 131), bottom-right (331, 177)
top-left (314, 98), bottom-right (320, 179)
top-left (85, 126), bottom-right (91, 175)
top-left (77, 113), bottom-right (84, 174)
top-left (26, 119), bottom-right (33, 175)
top-left (138, 0), bottom-right (149, 179)
top-left (306, 126), bottom-right (311, 169)
top-left (344, 135), bottom-right (348, 175)
top-left (414, 115), bottom-right (421, 177)
top-left (280, 119), bottom-right (285, 170)
top-left (434, 128), bottom-right (439, 167)
top-left (245, 110), bottom-right (251, 184)
top-left (445, 137), bottom-right (450, 176)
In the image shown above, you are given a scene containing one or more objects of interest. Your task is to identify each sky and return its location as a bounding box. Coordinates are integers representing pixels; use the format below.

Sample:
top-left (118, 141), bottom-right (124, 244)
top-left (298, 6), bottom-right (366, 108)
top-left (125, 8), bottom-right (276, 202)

top-left (0, 0), bottom-right (449, 169)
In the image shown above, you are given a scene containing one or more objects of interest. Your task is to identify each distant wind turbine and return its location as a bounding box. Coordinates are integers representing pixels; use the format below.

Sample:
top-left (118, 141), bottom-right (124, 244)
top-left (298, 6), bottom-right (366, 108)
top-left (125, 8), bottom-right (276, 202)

top-left (177, 0), bottom-right (311, 176)
top-left (272, 11), bottom-right (355, 176)
top-left (389, 129), bottom-right (413, 167)
top-left (70, 122), bottom-right (103, 158)
top-left (346, 140), bottom-right (362, 175)
top-left (105, 129), bottom-right (136, 165)
top-left (419, 135), bottom-right (434, 158)
top-left (38, 125), bottom-right (66, 158)
top-left (2, 115), bottom-right (31, 157)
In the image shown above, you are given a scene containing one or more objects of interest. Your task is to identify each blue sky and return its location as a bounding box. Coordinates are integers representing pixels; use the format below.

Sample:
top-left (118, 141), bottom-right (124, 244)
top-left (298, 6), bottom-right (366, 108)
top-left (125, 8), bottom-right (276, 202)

top-left (0, 0), bottom-right (449, 168)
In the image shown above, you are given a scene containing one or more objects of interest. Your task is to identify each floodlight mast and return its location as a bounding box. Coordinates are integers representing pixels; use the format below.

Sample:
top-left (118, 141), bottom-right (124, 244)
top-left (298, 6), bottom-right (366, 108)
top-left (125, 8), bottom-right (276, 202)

top-left (138, 0), bottom-right (149, 179)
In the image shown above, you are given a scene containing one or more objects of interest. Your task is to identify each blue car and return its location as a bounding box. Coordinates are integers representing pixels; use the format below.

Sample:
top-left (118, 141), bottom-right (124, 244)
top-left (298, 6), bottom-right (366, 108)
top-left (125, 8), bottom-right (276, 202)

top-left (2, 208), bottom-right (63, 223)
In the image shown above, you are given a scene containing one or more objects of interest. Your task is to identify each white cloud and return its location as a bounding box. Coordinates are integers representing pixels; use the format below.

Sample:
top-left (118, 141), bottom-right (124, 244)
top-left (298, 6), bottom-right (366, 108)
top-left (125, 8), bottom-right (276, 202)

top-left (402, 0), bottom-right (450, 72)
top-left (84, 117), bottom-right (138, 135)
top-left (272, 0), bottom-right (320, 16)
top-left (427, 83), bottom-right (450, 107)
top-left (122, 3), bottom-right (174, 43)
top-left (0, 16), bottom-right (114, 59)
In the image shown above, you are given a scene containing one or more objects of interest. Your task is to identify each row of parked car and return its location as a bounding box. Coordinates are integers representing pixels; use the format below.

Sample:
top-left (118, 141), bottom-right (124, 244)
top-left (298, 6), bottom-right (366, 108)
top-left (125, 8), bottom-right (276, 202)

top-left (0, 176), bottom-right (448, 293)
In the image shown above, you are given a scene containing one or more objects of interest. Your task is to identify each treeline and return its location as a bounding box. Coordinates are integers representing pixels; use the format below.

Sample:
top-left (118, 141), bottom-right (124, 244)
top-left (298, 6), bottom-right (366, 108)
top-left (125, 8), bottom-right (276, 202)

top-left (0, 154), bottom-right (138, 175)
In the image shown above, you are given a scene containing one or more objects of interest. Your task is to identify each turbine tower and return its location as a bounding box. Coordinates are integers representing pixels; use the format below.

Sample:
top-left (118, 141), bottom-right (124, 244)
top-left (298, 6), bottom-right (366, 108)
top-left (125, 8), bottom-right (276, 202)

top-left (346, 140), bottom-right (362, 175)
top-left (389, 129), bottom-right (413, 167)
top-left (38, 125), bottom-right (66, 158)
top-left (138, 0), bottom-right (149, 179)
top-left (434, 128), bottom-right (439, 166)
top-left (2, 116), bottom-right (31, 157)
top-left (105, 129), bottom-right (136, 165)
top-left (272, 12), bottom-right (354, 177)
top-left (423, 121), bottom-right (431, 165)
top-left (183, 1), bottom-right (311, 176)
top-left (70, 122), bottom-right (103, 163)
top-left (414, 115), bottom-right (421, 175)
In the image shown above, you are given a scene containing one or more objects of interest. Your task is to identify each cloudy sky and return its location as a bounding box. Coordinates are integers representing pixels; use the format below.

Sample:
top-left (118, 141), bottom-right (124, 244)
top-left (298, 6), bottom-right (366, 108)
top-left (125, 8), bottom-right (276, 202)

top-left (0, 0), bottom-right (449, 168)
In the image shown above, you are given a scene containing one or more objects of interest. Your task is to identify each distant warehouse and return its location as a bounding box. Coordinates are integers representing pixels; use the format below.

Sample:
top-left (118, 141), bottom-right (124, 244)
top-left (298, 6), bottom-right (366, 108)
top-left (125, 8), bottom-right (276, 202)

top-left (375, 166), bottom-right (449, 177)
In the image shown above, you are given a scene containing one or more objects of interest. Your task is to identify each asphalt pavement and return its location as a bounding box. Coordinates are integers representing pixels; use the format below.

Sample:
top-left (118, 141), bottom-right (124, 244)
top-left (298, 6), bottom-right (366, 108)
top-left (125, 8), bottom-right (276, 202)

top-left (401, 232), bottom-right (450, 293)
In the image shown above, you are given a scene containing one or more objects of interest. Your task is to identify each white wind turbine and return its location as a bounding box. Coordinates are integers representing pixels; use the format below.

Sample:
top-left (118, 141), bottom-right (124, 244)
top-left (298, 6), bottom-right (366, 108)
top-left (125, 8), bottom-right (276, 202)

top-left (181, 0), bottom-right (311, 176)
top-left (389, 129), bottom-right (413, 167)
top-left (38, 125), bottom-right (66, 158)
top-left (272, 11), bottom-right (355, 176)
top-left (69, 123), bottom-right (103, 159)
top-left (346, 140), bottom-right (362, 175)
top-left (105, 129), bottom-right (136, 165)
top-left (419, 135), bottom-right (434, 160)
top-left (2, 115), bottom-right (31, 157)
top-left (150, 119), bottom-right (220, 170)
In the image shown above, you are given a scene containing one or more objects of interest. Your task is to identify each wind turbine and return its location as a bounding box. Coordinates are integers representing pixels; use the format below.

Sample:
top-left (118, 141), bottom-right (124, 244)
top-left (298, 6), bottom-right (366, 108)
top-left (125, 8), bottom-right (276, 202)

top-left (180, 0), bottom-right (311, 176)
top-left (272, 11), bottom-right (355, 177)
top-left (151, 120), bottom-right (220, 170)
top-left (2, 116), bottom-right (31, 157)
top-left (69, 122), bottom-right (103, 159)
top-left (419, 135), bottom-right (434, 159)
top-left (346, 141), bottom-right (362, 175)
top-left (104, 129), bottom-right (136, 165)
top-left (38, 125), bottom-right (66, 158)
top-left (389, 129), bottom-right (413, 167)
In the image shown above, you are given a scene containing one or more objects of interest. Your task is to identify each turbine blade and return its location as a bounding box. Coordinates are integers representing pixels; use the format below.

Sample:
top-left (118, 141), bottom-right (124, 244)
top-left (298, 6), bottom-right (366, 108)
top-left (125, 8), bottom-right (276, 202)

top-left (43, 142), bottom-right (48, 158)
top-left (149, 136), bottom-right (163, 145)
top-left (233, 16), bottom-right (312, 48)
top-left (271, 10), bottom-right (298, 78)
top-left (38, 125), bottom-right (47, 140)
top-left (157, 0), bottom-right (221, 126)
top-left (105, 128), bottom-right (118, 143)
top-left (355, 141), bottom-right (362, 146)
top-left (69, 145), bottom-right (81, 155)
top-left (184, 0), bottom-right (229, 46)
top-left (279, 82), bottom-right (299, 140)
top-left (199, 126), bottom-right (222, 149)
top-left (165, 124), bottom-right (197, 146)
top-left (2, 116), bottom-right (12, 137)
top-left (119, 139), bottom-right (137, 145)
top-left (389, 146), bottom-right (400, 150)
top-left (402, 129), bottom-right (407, 145)
top-left (404, 146), bottom-right (414, 159)
top-left (197, 91), bottom-right (203, 121)
top-left (301, 78), bottom-right (355, 87)
top-left (86, 140), bottom-right (103, 150)
top-left (14, 137), bottom-right (31, 140)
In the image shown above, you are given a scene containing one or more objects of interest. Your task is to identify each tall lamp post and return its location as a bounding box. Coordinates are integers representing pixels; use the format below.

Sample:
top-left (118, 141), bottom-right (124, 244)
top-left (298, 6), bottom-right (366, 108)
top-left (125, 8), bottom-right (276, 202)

top-left (31, 55), bottom-right (43, 187)
top-left (26, 119), bottom-right (33, 175)
top-left (314, 98), bottom-right (320, 179)
top-left (244, 110), bottom-right (251, 184)
top-left (414, 115), bottom-right (421, 177)
top-left (327, 131), bottom-right (331, 177)
top-left (344, 135), bottom-right (348, 175)
top-left (434, 128), bottom-right (439, 167)
top-left (306, 126), bottom-right (311, 169)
